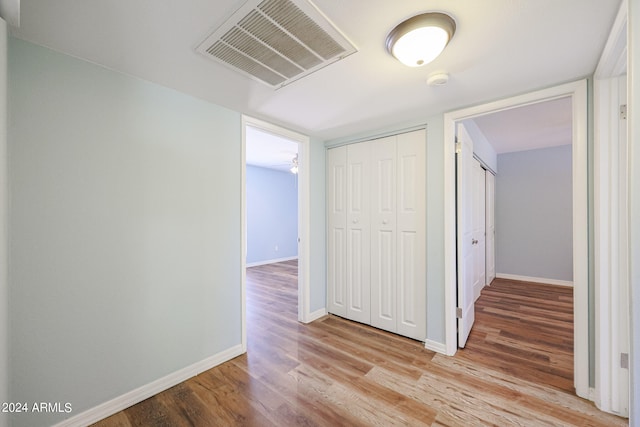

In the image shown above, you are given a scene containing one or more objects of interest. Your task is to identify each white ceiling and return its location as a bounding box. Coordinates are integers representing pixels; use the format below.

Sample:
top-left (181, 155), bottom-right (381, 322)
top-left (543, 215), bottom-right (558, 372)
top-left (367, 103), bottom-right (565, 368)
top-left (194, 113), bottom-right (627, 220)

top-left (10, 0), bottom-right (621, 144)
top-left (470, 96), bottom-right (573, 154)
top-left (246, 125), bottom-right (298, 172)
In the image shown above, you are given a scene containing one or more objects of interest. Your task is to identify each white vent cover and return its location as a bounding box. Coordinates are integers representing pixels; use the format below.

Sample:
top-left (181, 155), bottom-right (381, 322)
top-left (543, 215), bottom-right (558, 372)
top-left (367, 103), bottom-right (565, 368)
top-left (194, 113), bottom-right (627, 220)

top-left (196, 0), bottom-right (357, 88)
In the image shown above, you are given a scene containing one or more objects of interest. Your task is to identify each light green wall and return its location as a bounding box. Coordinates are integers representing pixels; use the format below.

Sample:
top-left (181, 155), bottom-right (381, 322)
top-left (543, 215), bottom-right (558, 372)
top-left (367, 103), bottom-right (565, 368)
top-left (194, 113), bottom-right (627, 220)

top-left (8, 38), bottom-right (242, 426)
top-left (309, 136), bottom-right (327, 312)
top-left (324, 116), bottom-right (447, 344)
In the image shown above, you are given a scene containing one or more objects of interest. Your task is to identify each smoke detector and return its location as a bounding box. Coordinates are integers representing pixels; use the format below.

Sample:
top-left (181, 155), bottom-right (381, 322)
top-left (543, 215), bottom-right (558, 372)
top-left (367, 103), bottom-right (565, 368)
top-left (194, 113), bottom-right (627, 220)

top-left (427, 72), bottom-right (449, 86)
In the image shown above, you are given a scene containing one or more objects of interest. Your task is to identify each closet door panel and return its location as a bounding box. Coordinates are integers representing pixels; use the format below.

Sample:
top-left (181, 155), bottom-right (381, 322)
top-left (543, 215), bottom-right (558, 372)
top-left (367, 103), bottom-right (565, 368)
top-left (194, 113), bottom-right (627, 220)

top-left (370, 137), bottom-right (397, 332)
top-left (472, 160), bottom-right (486, 301)
top-left (396, 130), bottom-right (426, 341)
top-left (346, 142), bottom-right (371, 323)
top-left (327, 146), bottom-right (347, 316)
top-left (486, 171), bottom-right (496, 284)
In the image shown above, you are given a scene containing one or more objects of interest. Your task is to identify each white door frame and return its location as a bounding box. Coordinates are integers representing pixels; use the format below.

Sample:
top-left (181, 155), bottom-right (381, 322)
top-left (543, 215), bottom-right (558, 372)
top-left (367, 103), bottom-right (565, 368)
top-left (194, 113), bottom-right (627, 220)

top-left (594, 0), bottom-right (629, 416)
top-left (443, 80), bottom-right (590, 399)
top-left (241, 116), bottom-right (312, 352)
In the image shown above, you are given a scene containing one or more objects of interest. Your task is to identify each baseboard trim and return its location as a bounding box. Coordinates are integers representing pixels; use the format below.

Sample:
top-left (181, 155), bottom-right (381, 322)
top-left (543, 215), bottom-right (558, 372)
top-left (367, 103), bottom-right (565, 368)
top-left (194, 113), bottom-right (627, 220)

top-left (424, 339), bottom-right (448, 355)
top-left (246, 256), bottom-right (298, 267)
top-left (495, 273), bottom-right (573, 287)
top-left (53, 344), bottom-right (244, 427)
top-left (306, 308), bottom-right (327, 323)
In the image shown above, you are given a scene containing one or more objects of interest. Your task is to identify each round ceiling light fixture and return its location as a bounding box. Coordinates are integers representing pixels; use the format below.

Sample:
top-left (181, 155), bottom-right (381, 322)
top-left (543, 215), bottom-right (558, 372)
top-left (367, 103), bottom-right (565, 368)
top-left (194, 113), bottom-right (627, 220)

top-left (386, 12), bottom-right (456, 67)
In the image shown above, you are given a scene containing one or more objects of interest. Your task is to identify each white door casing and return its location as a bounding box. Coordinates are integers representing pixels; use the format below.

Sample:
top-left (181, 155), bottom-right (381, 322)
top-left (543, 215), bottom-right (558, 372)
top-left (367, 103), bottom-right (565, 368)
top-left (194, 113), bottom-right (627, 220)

top-left (457, 123), bottom-right (475, 348)
top-left (594, 0), bottom-right (630, 416)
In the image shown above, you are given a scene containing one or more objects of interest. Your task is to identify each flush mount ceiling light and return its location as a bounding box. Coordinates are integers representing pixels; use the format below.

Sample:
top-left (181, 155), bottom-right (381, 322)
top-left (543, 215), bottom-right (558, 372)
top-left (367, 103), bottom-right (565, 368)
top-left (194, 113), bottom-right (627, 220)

top-left (386, 12), bottom-right (456, 67)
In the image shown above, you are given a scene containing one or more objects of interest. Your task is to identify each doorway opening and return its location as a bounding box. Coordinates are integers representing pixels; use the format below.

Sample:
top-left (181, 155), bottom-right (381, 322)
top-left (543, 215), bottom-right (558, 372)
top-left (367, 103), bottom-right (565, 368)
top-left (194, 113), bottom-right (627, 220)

top-left (454, 97), bottom-right (575, 391)
top-left (443, 80), bottom-right (590, 399)
top-left (241, 116), bottom-right (311, 352)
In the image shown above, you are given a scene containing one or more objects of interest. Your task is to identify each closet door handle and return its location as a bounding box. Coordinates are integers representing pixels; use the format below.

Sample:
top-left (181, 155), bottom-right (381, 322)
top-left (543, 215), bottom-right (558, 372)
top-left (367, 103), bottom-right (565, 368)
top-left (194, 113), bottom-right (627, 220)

top-left (382, 219), bottom-right (388, 225)
top-left (352, 218), bottom-right (359, 224)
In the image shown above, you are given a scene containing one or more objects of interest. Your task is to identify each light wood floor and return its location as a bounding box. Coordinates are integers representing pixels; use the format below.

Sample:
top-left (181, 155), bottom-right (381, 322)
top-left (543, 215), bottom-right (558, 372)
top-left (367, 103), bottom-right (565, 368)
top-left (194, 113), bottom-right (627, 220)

top-left (94, 261), bottom-right (628, 426)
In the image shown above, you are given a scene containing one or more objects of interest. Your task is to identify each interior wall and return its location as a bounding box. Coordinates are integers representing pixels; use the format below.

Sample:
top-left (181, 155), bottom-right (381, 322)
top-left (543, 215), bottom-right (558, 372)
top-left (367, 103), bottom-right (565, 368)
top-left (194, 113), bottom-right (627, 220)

top-left (496, 145), bottom-right (574, 282)
top-left (246, 165), bottom-right (298, 265)
top-left (0, 17), bottom-right (8, 427)
top-left (8, 38), bottom-right (242, 427)
top-left (309, 136), bottom-right (326, 313)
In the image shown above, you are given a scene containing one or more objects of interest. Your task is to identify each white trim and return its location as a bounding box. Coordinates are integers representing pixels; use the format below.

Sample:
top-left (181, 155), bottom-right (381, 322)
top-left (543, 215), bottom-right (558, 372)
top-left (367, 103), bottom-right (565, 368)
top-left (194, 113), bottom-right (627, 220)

top-left (595, 0), bottom-right (628, 79)
top-left (324, 124), bottom-right (427, 149)
top-left (424, 339), bottom-right (447, 355)
top-left (241, 116), bottom-right (313, 330)
top-left (246, 256), bottom-right (298, 268)
top-left (307, 308), bottom-right (328, 323)
top-left (495, 273), bottom-right (573, 288)
top-left (443, 79), bottom-right (590, 398)
top-left (593, 0), bottom-right (630, 416)
top-left (52, 345), bottom-right (244, 427)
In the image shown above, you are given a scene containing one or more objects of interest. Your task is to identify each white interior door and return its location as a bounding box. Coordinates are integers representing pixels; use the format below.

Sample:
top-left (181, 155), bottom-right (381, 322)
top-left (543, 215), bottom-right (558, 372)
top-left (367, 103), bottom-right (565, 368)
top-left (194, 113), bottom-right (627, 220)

top-left (346, 142), bottom-right (371, 324)
top-left (457, 124), bottom-right (475, 348)
top-left (327, 146), bottom-right (347, 317)
top-left (486, 171), bottom-right (496, 285)
top-left (370, 136), bottom-right (397, 333)
top-left (473, 160), bottom-right (486, 301)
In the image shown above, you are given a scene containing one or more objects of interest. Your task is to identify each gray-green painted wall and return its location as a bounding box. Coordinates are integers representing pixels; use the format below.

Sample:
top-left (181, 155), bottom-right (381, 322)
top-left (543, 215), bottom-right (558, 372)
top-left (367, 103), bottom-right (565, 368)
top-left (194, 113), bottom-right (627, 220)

top-left (8, 38), bottom-right (243, 426)
top-left (496, 145), bottom-right (573, 281)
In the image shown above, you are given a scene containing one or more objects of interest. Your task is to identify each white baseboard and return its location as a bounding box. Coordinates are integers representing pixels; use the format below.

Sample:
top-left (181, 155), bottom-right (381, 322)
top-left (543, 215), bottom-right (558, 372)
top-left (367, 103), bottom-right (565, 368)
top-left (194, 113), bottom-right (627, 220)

top-left (496, 273), bottom-right (573, 287)
top-left (53, 344), bottom-right (244, 427)
top-left (305, 308), bottom-right (327, 323)
top-left (246, 256), bottom-right (298, 267)
top-left (424, 339), bottom-right (448, 355)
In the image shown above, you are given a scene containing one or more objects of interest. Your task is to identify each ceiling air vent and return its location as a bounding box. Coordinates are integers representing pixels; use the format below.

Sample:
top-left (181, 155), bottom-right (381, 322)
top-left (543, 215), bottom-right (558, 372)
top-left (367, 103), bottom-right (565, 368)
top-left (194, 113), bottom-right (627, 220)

top-left (196, 0), bottom-right (357, 89)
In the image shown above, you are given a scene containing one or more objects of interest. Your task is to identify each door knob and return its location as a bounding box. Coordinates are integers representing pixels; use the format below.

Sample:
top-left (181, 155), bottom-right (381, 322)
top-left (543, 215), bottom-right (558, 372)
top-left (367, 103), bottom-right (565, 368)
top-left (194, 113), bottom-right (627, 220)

top-left (382, 219), bottom-right (388, 225)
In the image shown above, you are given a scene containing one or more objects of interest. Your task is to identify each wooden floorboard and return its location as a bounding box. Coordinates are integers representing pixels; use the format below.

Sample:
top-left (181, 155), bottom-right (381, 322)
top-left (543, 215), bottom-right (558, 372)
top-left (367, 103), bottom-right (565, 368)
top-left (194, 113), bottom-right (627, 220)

top-left (93, 262), bottom-right (628, 426)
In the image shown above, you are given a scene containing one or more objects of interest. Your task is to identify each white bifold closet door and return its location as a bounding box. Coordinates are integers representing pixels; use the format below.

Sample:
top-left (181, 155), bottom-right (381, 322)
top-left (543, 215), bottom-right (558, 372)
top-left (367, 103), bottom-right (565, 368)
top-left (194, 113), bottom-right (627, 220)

top-left (327, 142), bottom-right (371, 323)
top-left (370, 136), bottom-right (396, 333)
top-left (327, 146), bottom-right (348, 317)
top-left (328, 129), bottom-right (426, 341)
top-left (345, 142), bottom-right (371, 324)
top-left (485, 171), bottom-right (496, 285)
top-left (472, 159), bottom-right (486, 301)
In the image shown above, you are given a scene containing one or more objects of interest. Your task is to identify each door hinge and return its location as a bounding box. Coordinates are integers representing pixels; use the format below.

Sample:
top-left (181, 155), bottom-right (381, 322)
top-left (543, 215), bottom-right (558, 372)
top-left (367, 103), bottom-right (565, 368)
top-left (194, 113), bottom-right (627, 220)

top-left (456, 307), bottom-right (463, 318)
top-left (620, 104), bottom-right (627, 120)
top-left (455, 142), bottom-right (462, 154)
top-left (621, 352), bottom-right (629, 369)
